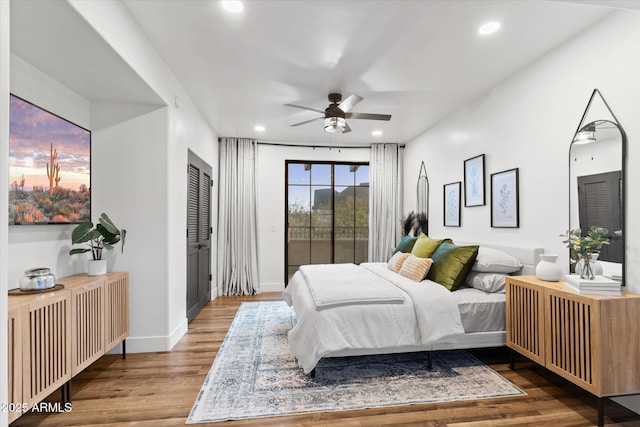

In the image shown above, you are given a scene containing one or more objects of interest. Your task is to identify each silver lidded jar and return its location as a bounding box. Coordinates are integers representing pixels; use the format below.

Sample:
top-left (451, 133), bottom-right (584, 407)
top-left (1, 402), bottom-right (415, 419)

top-left (19, 268), bottom-right (56, 291)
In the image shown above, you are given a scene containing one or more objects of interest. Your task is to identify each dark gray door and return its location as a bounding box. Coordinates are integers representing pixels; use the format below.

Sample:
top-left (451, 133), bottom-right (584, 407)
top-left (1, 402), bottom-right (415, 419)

top-left (187, 151), bottom-right (212, 323)
top-left (577, 170), bottom-right (622, 263)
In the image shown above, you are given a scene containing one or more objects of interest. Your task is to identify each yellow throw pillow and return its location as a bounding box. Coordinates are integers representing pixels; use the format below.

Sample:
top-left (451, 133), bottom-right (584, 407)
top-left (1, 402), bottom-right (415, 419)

top-left (398, 254), bottom-right (434, 282)
top-left (388, 252), bottom-right (410, 273)
top-left (427, 242), bottom-right (479, 291)
top-left (411, 235), bottom-right (449, 258)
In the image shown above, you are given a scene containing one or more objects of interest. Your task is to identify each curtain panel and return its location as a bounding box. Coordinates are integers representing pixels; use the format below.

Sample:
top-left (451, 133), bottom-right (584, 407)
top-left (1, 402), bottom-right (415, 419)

top-left (217, 137), bottom-right (260, 295)
top-left (368, 143), bottom-right (403, 262)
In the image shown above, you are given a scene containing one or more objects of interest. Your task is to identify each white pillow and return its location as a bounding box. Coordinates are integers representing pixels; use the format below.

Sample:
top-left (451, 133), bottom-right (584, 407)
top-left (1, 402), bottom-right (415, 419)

top-left (465, 272), bottom-right (508, 293)
top-left (472, 247), bottom-right (522, 273)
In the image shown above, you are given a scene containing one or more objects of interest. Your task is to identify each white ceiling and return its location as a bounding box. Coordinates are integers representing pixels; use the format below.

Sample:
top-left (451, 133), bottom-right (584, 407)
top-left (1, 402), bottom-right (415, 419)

top-left (122, 0), bottom-right (620, 145)
top-left (10, 1), bottom-right (164, 107)
top-left (10, 1), bottom-right (631, 145)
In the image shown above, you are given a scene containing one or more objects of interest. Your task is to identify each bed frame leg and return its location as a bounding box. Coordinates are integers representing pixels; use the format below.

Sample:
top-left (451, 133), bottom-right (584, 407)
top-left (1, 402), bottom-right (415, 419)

top-left (427, 352), bottom-right (433, 370)
top-left (310, 368), bottom-right (316, 378)
top-left (510, 348), bottom-right (516, 370)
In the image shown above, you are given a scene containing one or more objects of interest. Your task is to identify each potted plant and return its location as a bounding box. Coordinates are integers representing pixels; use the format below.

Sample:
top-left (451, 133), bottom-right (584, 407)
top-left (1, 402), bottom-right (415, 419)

top-left (69, 212), bottom-right (126, 276)
top-left (560, 226), bottom-right (609, 279)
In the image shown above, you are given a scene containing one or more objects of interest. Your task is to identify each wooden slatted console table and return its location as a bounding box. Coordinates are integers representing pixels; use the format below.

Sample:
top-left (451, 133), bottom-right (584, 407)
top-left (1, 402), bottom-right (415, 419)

top-left (506, 275), bottom-right (640, 427)
top-left (7, 272), bottom-right (129, 423)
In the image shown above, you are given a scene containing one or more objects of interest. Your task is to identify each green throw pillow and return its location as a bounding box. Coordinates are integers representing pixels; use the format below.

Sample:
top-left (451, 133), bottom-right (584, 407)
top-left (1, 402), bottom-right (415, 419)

top-left (393, 236), bottom-right (418, 254)
top-left (411, 235), bottom-right (449, 258)
top-left (427, 242), bottom-right (479, 291)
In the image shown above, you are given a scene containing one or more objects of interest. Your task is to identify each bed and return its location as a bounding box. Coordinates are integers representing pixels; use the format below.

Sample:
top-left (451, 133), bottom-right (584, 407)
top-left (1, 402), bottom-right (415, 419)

top-left (282, 241), bottom-right (542, 375)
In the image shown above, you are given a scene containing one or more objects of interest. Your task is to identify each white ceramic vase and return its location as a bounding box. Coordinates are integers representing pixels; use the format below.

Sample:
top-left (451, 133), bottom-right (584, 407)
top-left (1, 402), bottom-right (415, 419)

top-left (590, 253), bottom-right (604, 275)
top-left (88, 259), bottom-right (107, 276)
top-left (535, 254), bottom-right (563, 282)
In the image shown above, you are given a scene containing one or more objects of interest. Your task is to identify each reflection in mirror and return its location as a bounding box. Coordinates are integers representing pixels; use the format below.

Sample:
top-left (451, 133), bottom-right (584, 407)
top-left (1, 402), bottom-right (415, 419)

top-left (569, 90), bottom-right (626, 284)
top-left (417, 161), bottom-right (429, 235)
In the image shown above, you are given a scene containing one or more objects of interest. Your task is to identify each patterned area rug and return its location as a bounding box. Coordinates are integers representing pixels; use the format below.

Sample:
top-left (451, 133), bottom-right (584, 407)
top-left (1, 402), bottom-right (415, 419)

top-left (187, 301), bottom-right (524, 424)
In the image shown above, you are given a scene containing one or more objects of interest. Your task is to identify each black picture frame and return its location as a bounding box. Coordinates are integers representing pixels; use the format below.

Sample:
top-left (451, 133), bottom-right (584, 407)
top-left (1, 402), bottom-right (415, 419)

top-left (443, 181), bottom-right (461, 227)
top-left (464, 154), bottom-right (485, 207)
top-left (9, 94), bottom-right (91, 225)
top-left (491, 168), bottom-right (519, 228)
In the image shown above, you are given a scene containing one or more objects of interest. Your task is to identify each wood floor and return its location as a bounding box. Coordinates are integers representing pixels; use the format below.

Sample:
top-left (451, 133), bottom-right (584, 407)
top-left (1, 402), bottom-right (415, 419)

top-left (11, 292), bottom-right (640, 426)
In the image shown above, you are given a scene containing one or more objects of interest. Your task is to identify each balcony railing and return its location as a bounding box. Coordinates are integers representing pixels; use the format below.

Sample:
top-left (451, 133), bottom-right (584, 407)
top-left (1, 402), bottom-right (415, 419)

top-left (288, 226), bottom-right (368, 240)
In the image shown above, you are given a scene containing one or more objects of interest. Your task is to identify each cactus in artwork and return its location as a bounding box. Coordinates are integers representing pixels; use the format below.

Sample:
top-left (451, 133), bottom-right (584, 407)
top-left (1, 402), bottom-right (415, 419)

top-left (46, 142), bottom-right (61, 195)
top-left (19, 174), bottom-right (25, 191)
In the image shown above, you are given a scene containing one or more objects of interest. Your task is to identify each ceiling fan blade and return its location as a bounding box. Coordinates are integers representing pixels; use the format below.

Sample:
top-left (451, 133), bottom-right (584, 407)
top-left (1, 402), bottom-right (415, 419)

top-left (290, 117), bottom-right (323, 127)
top-left (284, 104), bottom-right (325, 114)
top-left (337, 94), bottom-right (363, 113)
top-left (343, 122), bottom-right (352, 133)
top-left (346, 112), bottom-right (392, 121)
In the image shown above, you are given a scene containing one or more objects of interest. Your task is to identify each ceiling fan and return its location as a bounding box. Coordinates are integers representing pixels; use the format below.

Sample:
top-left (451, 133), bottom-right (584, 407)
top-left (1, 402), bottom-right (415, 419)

top-left (286, 93), bottom-right (391, 133)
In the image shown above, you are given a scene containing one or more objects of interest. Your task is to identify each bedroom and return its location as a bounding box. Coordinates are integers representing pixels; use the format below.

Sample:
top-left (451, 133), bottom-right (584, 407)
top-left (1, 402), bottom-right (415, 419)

top-left (1, 0), bottom-right (639, 426)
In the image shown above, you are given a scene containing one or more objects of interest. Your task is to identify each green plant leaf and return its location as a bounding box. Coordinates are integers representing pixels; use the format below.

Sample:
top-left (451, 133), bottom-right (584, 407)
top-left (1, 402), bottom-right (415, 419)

top-left (120, 229), bottom-right (126, 253)
top-left (69, 248), bottom-right (90, 255)
top-left (96, 223), bottom-right (117, 241)
top-left (71, 222), bottom-right (98, 244)
top-left (99, 212), bottom-right (119, 235)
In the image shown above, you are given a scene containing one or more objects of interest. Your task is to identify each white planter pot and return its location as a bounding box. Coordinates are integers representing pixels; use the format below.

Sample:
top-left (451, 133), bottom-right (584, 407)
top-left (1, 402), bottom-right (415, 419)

top-left (535, 254), bottom-right (563, 282)
top-left (88, 259), bottom-right (108, 276)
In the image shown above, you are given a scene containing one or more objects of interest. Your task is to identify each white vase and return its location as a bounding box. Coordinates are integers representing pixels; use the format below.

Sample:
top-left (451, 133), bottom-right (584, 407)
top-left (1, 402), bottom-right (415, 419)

top-left (535, 254), bottom-right (563, 282)
top-left (88, 259), bottom-right (107, 276)
top-left (590, 253), bottom-right (604, 276)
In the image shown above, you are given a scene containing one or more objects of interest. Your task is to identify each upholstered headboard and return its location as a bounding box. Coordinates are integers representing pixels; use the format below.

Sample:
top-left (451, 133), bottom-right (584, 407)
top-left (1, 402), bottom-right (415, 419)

top-left (457, 241), bottom-right (544, 276)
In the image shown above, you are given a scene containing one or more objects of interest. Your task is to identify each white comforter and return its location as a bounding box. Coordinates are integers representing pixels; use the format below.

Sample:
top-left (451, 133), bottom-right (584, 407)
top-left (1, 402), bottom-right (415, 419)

top-left (299, 263), bottom-right (406, 309)
top-left (283, 262), bottom-right (465, 373)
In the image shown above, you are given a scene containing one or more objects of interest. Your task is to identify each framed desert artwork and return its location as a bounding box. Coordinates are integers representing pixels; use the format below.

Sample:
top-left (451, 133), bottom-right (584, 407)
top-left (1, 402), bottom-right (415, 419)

top-left (9, 94), bottom-right (91, 225)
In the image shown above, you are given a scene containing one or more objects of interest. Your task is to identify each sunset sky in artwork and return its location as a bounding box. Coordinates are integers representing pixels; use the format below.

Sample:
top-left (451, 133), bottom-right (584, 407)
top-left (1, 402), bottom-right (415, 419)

top-left (9, 95), bottom-right (90, 191)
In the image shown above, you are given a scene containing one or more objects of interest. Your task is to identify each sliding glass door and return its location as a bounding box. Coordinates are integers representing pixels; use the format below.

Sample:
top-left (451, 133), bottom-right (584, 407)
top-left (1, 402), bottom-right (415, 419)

top-left (286, 161), bottom-right (369, 283)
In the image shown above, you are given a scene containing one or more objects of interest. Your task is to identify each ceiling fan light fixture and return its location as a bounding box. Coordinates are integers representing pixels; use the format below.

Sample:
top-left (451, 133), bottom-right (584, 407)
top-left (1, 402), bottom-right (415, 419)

top-left (573, 131), bottom-right (595, 145)
top-left (573, 123), bottom-right (597, 145)
top-left (324, 116), bottom-right (346, 133)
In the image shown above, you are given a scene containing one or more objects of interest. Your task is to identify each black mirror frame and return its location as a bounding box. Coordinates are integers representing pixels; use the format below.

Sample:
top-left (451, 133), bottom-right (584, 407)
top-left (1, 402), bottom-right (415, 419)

top-left (569, 89), bottom-right (627, 285)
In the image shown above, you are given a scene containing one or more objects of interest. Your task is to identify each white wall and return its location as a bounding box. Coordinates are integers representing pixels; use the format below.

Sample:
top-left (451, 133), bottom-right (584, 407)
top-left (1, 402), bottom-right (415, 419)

top-left (256, 144), bottom-right (370, 291)
top-left (1, 0), bottom-right (10, 423)
top-left (4, 1), bottom-right (218, 354)
top-left (69, 0), bottom-right (219, 350)
top-left (7, 55), bottom-right (92, 287)
top-left (92, 107), bottom-right (170, 345)
top-left (402, 9), bottom-right (640, 413)
top-left (403, 10), bottom-right (639, 291)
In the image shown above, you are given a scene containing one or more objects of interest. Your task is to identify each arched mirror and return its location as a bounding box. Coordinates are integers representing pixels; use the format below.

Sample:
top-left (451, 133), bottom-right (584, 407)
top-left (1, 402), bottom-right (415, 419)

top-left (417, 161), bottom-right (429, 235)
top-left (569, 89), bottom-right (627, 284)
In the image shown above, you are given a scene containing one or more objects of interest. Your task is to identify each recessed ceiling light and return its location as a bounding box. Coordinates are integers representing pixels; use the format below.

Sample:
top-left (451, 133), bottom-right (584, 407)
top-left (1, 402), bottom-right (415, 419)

top-left (372, 130), bottom-right (383, 137)
top-left (221, 1), bottom-right (243, 13)
top-left (478, 21), bottom-right (501, 36)
top-left (254, 125), bottom-right (265, 132)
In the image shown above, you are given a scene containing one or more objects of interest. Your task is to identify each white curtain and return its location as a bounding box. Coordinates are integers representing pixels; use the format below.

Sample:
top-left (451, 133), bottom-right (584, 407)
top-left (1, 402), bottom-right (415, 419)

top-left (217, 138), bottom-right (260, 295)
top-left (368, 143), bottom-right (403, 262)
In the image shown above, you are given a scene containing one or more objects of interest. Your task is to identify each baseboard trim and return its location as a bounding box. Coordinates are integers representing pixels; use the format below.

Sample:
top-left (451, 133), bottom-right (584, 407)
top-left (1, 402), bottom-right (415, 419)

top-left (168, 317), bottom-right (188, 350)
top-left (260, 282), bottom-right (284, 293)
top-left (106, 318), bottom-right (188, 354)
